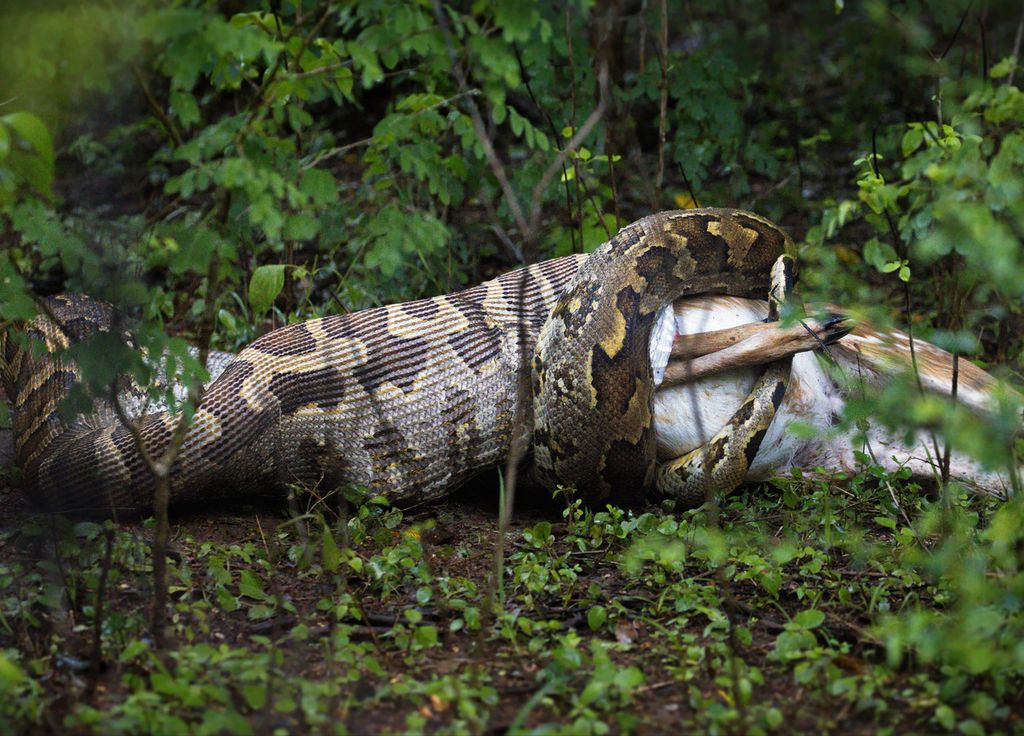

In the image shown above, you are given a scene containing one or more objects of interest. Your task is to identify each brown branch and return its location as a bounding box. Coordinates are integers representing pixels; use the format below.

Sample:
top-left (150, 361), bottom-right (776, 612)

top-left (655, 0), bottom-right (669, 203)
top-left (511, 42), bottom-right (577, 252)
top-left (565, 7), bottom-right (583, 252)
top-left (526, 63), bottom-right (608, 238)
top-left (431, 0), bottom-right (606, 251)
top-left (431, 0), bottom-right (530, 244)
top-left (237, 2), bottom-right (332, 148)
top-left (132, 65), bottom-right (182, 148)
top-left (1010, 1), bottom-right (1024, 87)
top-left (940, 351), bottom-right (959, 484)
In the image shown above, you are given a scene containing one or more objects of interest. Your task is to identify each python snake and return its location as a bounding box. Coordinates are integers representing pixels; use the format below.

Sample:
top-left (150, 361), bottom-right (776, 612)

top-left (2, 208), bottom-right (795, 517)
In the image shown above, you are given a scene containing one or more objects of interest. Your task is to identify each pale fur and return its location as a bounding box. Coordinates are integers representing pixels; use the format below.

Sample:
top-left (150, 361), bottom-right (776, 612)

top-left (653, 295), bottom-right (1018, 498)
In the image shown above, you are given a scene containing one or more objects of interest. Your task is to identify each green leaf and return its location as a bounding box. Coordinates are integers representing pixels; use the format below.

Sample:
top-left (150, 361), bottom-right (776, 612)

top-left (0, 652), bottom-right (26, 689)
top-left (198, 709), bottom-right (253, 736)
top-left (241, 683), bottom-right (266, 710)
top-left (283, 212), bottom-right (320, 241)
top-left (791, 609), bottom-right (825, 630)
top-left (169, 90), bottom-right (201, 127)
top-left (248, 264), bottom-right (286, 315)
top-left (414, 625), bottom-right (439, 648)
top-left (2, 111), bottom-right (53, 164)
top-left (613, 666), bottom-right (645, 691)
top-left (587, 605), bottom-right (607, 630)
top-left (0, 125), bottom-right (9, 163)
top-left (238, 569), bottom-right (269, 600)
top-left (933, 704), bottom-right (956, 730)
top-left (215, 586), bottom-right (240, 612)
top-left (494, 0), bottom-right (539, 42)
top-left (989, 56), bottom-right (1016, 79)
top-left (898, 264), bottom-right (911, 282)
top-left (300, 169), bottom-right (338, 206)
top-left (901, 127), bottom-right (924, 157)
top-left (874, 516), bottom-right (897, 530)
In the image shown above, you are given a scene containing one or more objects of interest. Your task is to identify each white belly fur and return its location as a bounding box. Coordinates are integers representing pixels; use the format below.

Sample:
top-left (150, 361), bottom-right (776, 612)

top-left (651, 296), bottom-right (1012, 497)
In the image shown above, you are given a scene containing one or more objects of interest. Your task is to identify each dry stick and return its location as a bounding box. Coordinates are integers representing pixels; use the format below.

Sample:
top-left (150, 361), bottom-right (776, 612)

top-left (236, 2), bottom-right (332, 149)
top-left (654, 0), bottom-right (669, 204)
top-left (526, 64), bottom-right (608, 237)
top-left (978, 12), bottom-right (989, 80)
top-left (429, 4), bottom-right (529, 659)
top-left (868, 131), bottom-right (945, 478)
top-left (940, 352), bottom-right (959, 484)
top-left (431, 1), bottom-right (608, 250)
top-left (564, 6), bottom-right (585, 252)
top-left (677, 163), bottom-right (702, 208)
top-left (1010, 1), bottom-right (1024, 87)
top-left (575, 173), bottom-right (614, 241)
top-left (89, 524), bottom-right (115, 674)
top-left (512, 43), bottom-right (578, 252)
top-left (606, 122), bottom-right (622, 229)
top-left (151, 251), bottom-right (222, 650)
top-left (431, 2), bottom-right (608, 645)
top-left (132, 65), bottom-right (182, 148)
top-left (430, 0), bottom-right (530, 240)
top-left (638, 0), bottom-right (648, 71)
top-left (305, 90), bottom-right (478, 171)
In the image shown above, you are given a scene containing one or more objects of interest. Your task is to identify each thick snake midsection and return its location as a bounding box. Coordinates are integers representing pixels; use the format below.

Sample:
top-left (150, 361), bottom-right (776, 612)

top-left (10, 256), bottom-right (588, 516)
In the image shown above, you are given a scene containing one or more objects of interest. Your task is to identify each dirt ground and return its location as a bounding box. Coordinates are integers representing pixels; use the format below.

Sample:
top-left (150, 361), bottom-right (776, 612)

top-left (6, 464), bottom-right (1008, 735)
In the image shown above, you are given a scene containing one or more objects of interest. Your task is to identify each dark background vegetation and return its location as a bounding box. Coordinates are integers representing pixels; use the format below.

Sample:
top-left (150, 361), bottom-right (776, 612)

top-left (1, 0), bottom-right (1023, 733)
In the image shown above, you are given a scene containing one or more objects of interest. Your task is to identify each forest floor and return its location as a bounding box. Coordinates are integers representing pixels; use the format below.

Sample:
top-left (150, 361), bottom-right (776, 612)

top-left (2, 467), bottom-right (1018, 734)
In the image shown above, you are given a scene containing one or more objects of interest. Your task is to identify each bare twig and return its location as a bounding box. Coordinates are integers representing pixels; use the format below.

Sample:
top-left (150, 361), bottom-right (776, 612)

top-left (1009, 1), bottom-right (1024, 87)
top-left (565, 6), bottom-right (583, 252)
top-left (868, 130), bottom-right (945, 472)
top-left (430, 0), bottom-right (530, 242)
top-left (527, 63), bottom-right (608, 237)
top-left (132, 66), bottom-right (182, 148)
top-left (236, 2), bottom-right (332, 148)
top-left (655, 0), bottom-right (669, 203)
top-left (940, 351), bottom-right (959, 484)
top-left (431, 0), bottom-right (607, 250)
top-left (149, 248), bottom-right (221, 649)
top-left (89, 524), bottom-right (115, 674)
top-left (301, 136), bottom-right (375, 170)
top-left (512, 42), bottom-right (577, 251)
top-left (676, 163), bottom-right (702, 208)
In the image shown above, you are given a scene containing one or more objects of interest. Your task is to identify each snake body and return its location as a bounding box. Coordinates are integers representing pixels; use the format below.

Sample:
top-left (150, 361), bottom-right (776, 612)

top-left (3, 209), bottom-right (792, 517)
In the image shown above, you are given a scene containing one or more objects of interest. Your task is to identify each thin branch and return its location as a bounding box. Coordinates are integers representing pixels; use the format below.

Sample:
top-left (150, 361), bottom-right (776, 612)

top-left (512, 42), bottom-right (577, 252)
top-left (432, 1), bottom-right (607, 250)
top-left (237, 2), bottom-right (332, 147)
top-left (938, 1), bottom-right (973, 62)
top-left (655, 0), bottom-right (669, 203)
top-left (565, 6), bottom-right (583, 252)
top-left (1009, 1), bottom-right (1024, 87)
top-left (869, 127), bottom-right (946, 478)
top-left (431, 0), bottom-right (530, 242)
top-left (940, 351), bottom-right (959, 483)
top-left (978, 12), bottom-right (988, 80)
top-left (131, 66), bottom-right (182, 148)
top-left (676, 162), bottom-right (702, 208)
top-left (527, 63), bottom-right (608, 237)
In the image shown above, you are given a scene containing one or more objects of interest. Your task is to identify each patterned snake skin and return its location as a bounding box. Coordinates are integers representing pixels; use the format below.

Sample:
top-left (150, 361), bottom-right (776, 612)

top-left (3, 209), bottom-right (793, 517)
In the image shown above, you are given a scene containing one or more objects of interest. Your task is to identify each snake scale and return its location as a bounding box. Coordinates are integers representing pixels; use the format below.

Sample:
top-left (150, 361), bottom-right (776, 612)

top-left (3, 208), bottom-right (794, 517)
